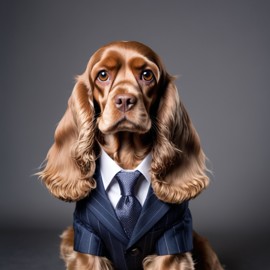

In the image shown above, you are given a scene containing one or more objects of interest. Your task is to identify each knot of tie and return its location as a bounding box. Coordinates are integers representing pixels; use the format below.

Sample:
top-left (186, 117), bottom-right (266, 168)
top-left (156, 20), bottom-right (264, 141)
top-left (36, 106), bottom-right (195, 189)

top-left (115, 170), bottom-right (141, 196)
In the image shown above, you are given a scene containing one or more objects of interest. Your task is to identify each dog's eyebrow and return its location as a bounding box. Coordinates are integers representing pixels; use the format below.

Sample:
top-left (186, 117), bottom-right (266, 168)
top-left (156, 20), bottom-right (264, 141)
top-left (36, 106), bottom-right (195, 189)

top-left (94, 52), bottom-right (122, 68)
top-left (130, 57), bottom-right (149, 69)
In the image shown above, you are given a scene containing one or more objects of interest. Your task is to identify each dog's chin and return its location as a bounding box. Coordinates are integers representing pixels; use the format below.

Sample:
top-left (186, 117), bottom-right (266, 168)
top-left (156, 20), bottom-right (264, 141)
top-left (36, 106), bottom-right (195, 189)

top-left (99, 117), bottom-right (151, 135)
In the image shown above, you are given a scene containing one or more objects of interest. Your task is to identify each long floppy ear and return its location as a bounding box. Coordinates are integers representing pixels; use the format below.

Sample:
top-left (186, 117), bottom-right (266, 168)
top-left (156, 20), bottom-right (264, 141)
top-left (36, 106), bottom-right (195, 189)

top-left (151, 76), bottom-right (209, 203)
top-left (38, 74), bottom-right (98, 201)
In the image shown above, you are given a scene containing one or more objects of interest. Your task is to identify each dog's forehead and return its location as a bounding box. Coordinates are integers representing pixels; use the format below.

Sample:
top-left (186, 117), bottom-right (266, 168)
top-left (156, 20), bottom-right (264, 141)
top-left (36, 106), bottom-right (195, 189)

top-left (89, 42), bottom-right (161, 70)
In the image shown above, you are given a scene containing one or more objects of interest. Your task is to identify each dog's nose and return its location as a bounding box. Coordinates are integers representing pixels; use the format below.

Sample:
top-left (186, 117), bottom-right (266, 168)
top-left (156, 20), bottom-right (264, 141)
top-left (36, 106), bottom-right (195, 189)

top-left (114, 94), bottom-right (137, 113)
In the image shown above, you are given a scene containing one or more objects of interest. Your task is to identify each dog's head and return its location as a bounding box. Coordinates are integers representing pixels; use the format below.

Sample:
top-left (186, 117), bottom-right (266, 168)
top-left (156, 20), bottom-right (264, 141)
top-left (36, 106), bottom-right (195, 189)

top-left (89, 41), bottom-right (163, 135)
top-left (39, 41), bottom-right (209, 203)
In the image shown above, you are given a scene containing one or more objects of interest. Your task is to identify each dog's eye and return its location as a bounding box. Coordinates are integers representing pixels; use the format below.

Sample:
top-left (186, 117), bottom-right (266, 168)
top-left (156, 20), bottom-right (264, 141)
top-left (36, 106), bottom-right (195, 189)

top-left (97, 70), bottom-right (109, 82)
top-left (141, 70), bottom-right (154, 82)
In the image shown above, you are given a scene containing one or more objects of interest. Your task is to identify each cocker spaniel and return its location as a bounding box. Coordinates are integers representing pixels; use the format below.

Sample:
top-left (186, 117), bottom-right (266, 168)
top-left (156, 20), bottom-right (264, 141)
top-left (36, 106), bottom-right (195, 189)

top-left (39, 41), bottom-right (223, 270)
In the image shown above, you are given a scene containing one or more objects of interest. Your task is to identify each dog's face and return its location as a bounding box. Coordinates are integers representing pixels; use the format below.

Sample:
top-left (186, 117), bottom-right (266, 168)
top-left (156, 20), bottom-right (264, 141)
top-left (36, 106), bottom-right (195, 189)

top-left (88, 42), bottom-right (162, 135)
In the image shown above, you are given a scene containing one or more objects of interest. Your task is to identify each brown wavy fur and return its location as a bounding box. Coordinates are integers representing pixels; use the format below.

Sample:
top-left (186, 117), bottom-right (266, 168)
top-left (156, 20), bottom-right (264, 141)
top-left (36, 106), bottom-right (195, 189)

top-left (38, 79), bottom-right (97, 201)
top-left (151, 78), bottom-right (209, 203)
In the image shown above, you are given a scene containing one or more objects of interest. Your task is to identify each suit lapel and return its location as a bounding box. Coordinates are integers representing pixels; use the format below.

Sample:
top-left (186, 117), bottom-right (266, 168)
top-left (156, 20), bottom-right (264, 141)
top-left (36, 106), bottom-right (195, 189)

top-left (85, 172), bottom-right (129, 245)
top-left (85, 170), bottom-right (171, 249)
top-left (127, 186), bottom-right (170, 249)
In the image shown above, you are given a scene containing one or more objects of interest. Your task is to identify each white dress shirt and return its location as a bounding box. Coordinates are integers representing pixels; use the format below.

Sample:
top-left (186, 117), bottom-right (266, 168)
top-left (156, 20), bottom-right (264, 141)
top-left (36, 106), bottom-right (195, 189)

top-left (100, 149), bottom-right (152, 208)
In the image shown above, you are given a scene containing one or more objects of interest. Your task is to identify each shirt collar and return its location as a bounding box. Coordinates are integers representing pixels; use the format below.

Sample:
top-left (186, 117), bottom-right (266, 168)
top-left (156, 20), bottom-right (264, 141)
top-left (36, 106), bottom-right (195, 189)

top-left (100, 148), bottom-right (152, 190)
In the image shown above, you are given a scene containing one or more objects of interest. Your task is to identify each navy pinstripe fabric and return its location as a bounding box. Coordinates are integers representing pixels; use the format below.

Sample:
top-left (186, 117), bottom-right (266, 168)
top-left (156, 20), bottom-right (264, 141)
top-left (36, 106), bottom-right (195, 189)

top-left (73, 169), bottom-right (193, 270)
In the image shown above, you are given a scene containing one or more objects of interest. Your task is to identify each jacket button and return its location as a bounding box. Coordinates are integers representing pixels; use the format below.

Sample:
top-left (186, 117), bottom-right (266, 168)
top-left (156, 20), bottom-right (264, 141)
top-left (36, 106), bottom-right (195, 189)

top-left (130, 248), bottom-right (140, 256)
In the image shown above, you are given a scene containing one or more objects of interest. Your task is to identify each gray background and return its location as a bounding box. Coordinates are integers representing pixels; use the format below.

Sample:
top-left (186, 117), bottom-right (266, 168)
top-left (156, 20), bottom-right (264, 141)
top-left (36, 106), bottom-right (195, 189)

top-left (1, 0), bottom-right (270, 269)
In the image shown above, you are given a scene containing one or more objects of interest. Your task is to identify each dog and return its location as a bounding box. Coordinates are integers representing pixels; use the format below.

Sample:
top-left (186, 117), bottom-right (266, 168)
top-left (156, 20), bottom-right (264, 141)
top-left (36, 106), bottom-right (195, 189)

top-left (39, 41), bottom-right (223, 270)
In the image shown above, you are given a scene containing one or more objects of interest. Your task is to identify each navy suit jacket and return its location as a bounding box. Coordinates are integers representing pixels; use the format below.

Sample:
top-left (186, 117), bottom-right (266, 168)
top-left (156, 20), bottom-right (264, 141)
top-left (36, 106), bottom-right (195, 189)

top-left (73, 169), bottom-right (193, 270)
